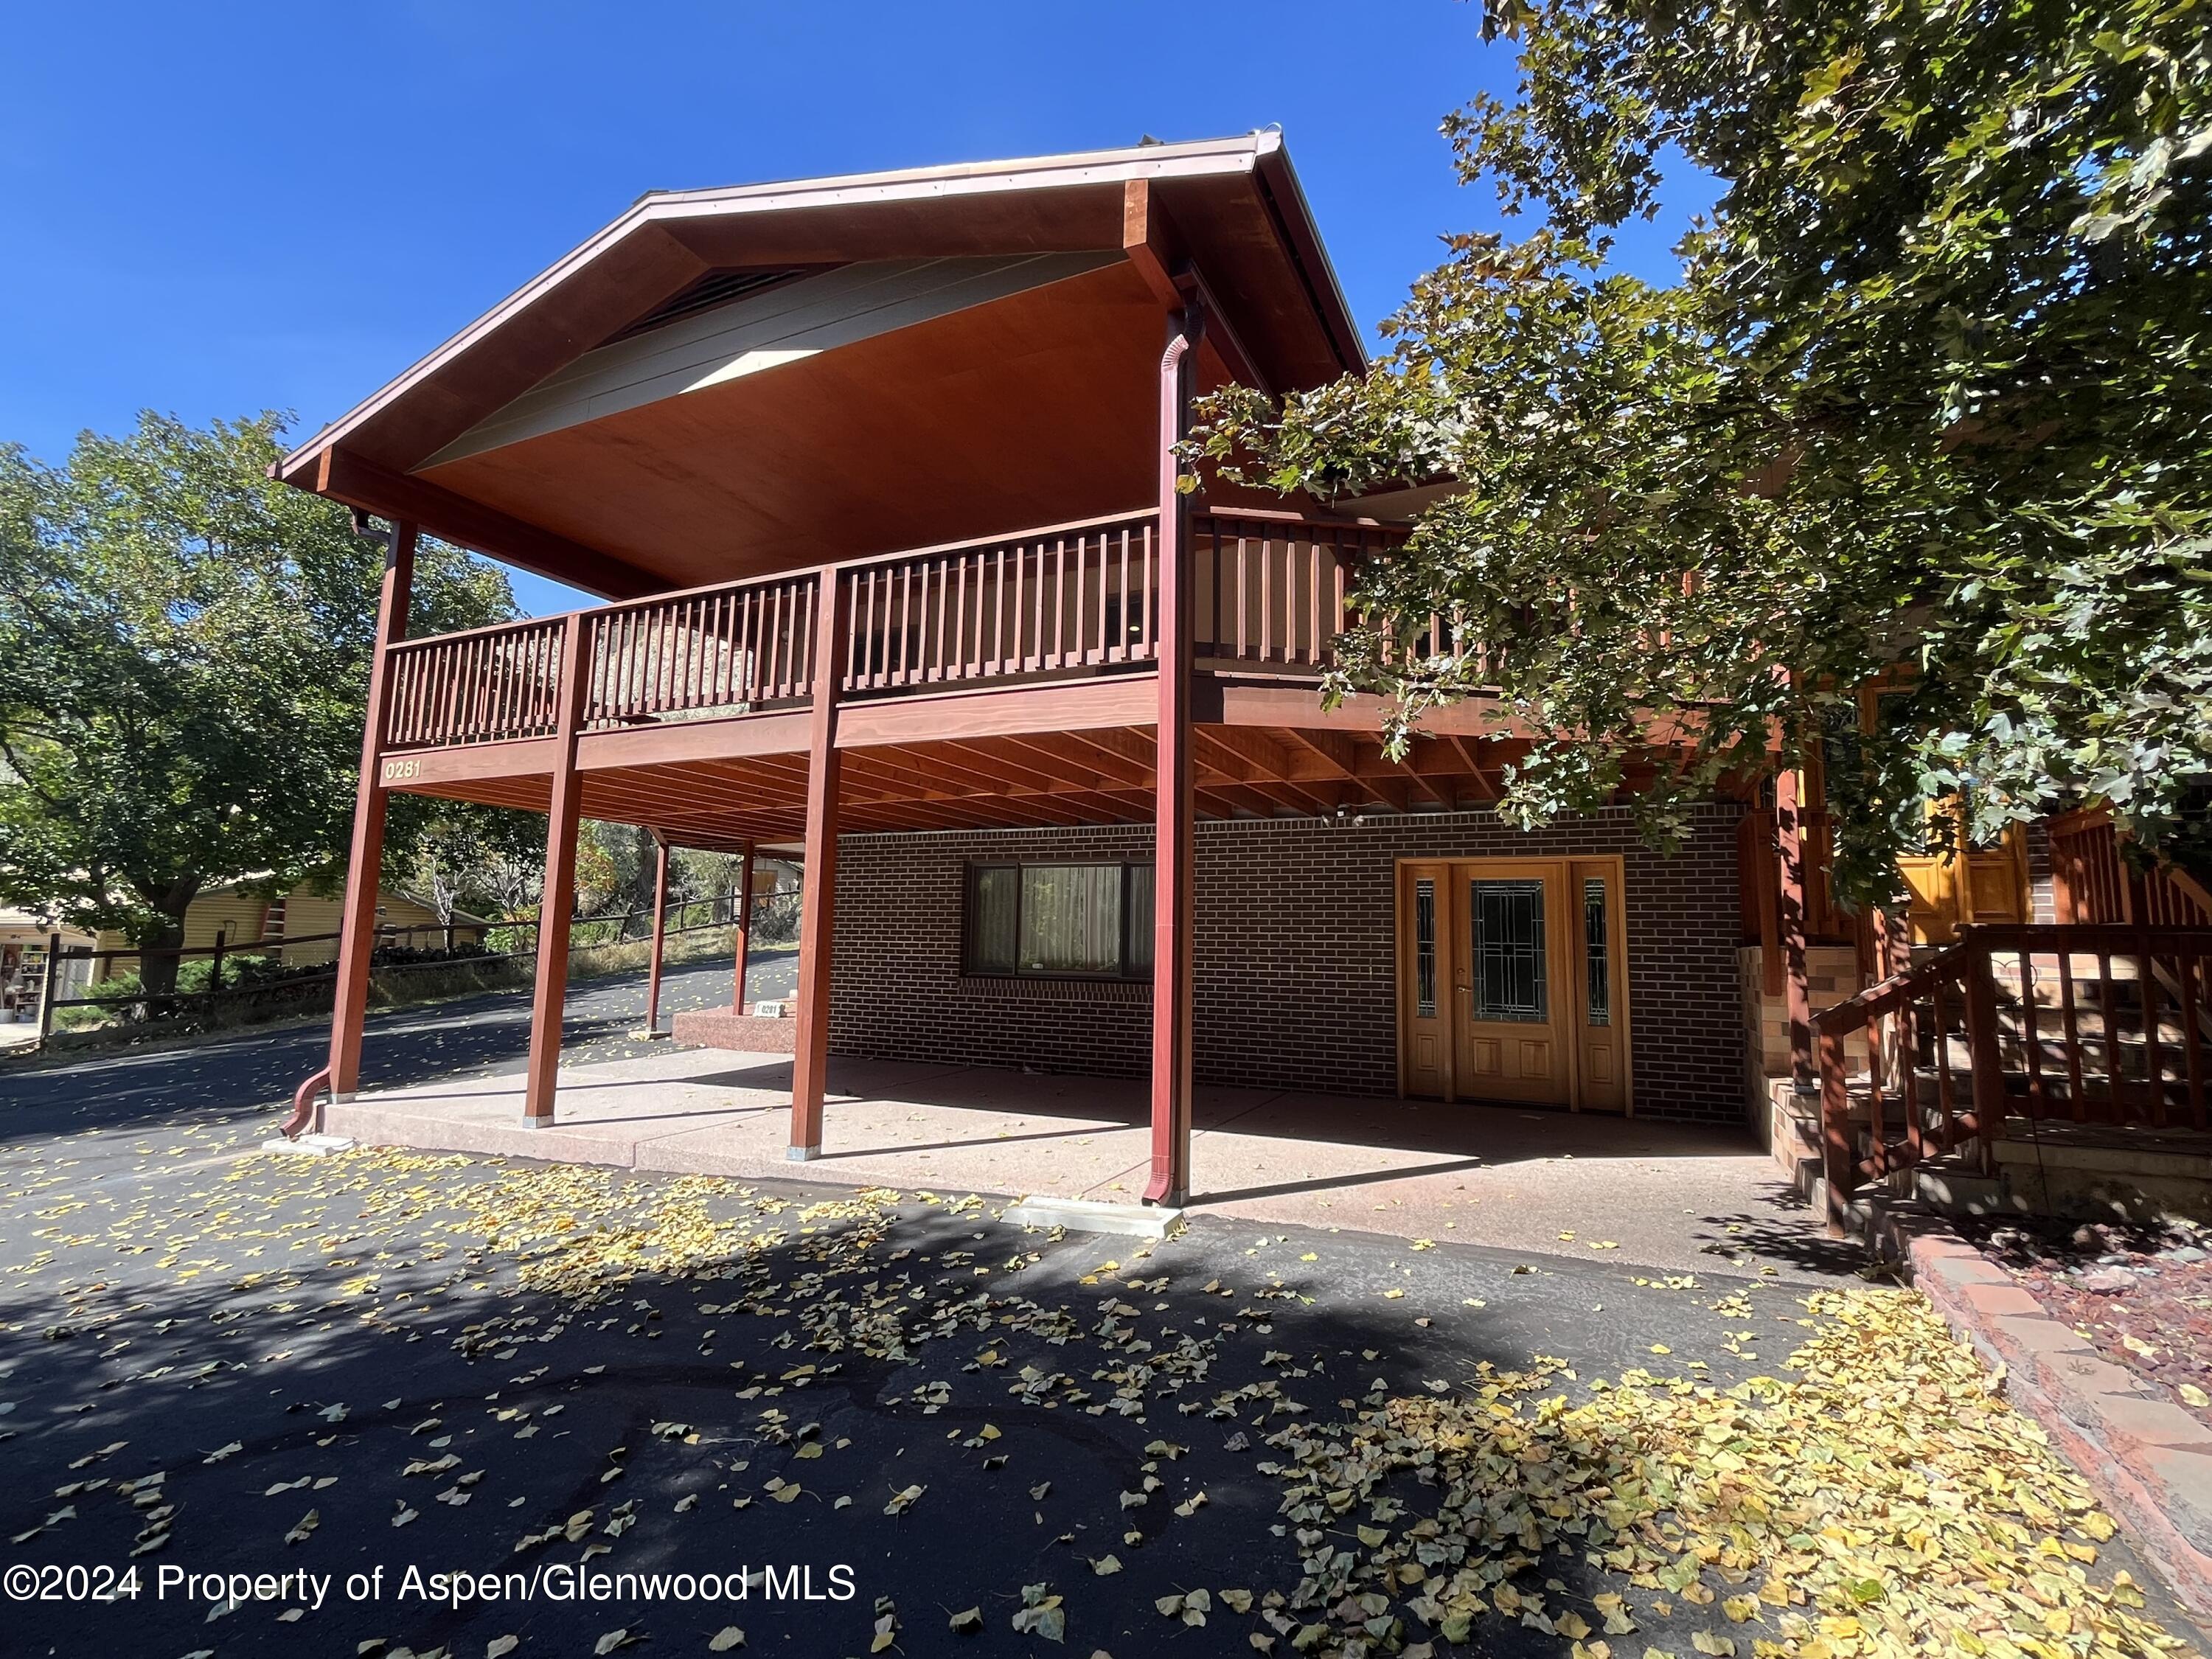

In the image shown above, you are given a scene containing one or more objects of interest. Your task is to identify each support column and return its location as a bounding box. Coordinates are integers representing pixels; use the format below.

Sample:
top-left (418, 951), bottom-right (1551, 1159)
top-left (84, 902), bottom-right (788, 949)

top-left (640, 834), bottom-right (672, 1038)
top-left (523, 613), bottom-right (594, 1126)
top-left (790, 571), bottom-right (849, 1160)
top-left (1146, 308), bottom-right (1201, 1208)
top-left (328, 520), bottom-right (417, 1107)
top-left (1774, 764), bottom-right (1817, 1095)
top-left (731, 842), bottom-right (755, 1014)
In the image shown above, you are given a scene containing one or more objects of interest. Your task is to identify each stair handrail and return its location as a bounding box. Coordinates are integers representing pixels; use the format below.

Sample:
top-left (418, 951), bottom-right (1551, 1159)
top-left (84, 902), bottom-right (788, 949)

top-left (1814, 943), bottom-right (1970, 1236)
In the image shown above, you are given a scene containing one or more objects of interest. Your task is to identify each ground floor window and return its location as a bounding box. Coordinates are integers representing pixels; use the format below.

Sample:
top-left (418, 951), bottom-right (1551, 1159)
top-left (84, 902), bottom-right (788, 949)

top-left (964, 861), bottom-right (1154, 980)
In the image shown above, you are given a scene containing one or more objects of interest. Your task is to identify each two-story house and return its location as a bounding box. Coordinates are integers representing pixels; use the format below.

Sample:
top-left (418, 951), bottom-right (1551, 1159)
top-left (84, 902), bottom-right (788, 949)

top-left (272, 133), bottom-right (1904, 1208)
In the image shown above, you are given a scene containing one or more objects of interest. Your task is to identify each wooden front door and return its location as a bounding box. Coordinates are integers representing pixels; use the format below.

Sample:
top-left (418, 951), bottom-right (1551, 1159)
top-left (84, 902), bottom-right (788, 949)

top-left (1397, 858), bottom-right (1631, 1112)
top-left (1899, 803), bottom-right (2029, 944)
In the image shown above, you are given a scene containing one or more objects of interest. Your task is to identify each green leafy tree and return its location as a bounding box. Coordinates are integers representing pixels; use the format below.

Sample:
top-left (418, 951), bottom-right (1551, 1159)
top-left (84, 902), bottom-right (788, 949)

top-left (1194, 0), bottom-right (2212, 901)
top-left (399, 804), bottom-right (547, 927)
top-left (0, 412), bottom-right (516, 993)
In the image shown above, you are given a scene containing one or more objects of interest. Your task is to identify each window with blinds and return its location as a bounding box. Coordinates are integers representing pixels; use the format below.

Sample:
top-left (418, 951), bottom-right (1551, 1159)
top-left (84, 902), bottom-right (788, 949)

top-left (963, 862), bottom-right (1155, 980)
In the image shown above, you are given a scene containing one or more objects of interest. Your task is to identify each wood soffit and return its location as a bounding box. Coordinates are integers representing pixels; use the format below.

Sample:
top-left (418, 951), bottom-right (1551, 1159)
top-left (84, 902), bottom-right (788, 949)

top-left (274, 136), bottom-right (1364, 597)
top-left (394, 715), bottom-right (1720, 848)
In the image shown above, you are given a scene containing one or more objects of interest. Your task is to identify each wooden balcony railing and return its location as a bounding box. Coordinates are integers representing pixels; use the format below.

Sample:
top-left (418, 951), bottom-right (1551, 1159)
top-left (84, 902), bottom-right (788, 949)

top-left (2051, 805), bottom-right (2212, 928)
top-left (840, 512), bottom-right (1159, 693)
top-left (376, 507), bottom-right (1454, 754)
top-left (1192, 511), bottom-right (1410, 669)
top-left (585, 571), bottom-right (819, 728)
top-left (385, 615), bottom-right (568, 749)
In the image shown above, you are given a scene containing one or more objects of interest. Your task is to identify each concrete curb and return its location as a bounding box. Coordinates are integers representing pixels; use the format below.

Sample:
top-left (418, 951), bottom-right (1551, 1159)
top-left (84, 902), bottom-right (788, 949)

top-left (1896, 1216), bottom-right (2212, 1623)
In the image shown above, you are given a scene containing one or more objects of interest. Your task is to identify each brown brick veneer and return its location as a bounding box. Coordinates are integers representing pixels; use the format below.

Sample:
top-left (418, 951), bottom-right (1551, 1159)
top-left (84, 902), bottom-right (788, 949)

top-left (828, 804), bottom-right (1749, 1124)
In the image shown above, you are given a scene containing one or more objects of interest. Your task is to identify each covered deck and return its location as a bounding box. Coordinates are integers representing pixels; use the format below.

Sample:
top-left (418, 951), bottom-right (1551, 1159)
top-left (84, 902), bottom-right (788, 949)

top-left (279, 134), bottom-right (1779, 1211)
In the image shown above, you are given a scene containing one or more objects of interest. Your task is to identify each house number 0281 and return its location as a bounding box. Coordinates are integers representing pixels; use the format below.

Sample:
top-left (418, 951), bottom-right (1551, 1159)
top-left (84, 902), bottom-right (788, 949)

top-left (380, 757), bottom-right (422, 783)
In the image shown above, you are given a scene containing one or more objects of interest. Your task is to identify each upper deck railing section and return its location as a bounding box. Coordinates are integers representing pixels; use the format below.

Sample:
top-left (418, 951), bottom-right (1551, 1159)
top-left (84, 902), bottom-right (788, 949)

top-left (376, 508), bottom-right (1427, 753)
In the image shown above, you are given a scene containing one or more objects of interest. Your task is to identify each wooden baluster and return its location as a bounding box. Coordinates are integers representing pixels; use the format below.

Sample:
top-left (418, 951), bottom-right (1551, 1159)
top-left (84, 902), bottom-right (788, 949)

top-left (413, 647), bottom-right (434, 743)
top-left (773, 582), bottom-right (791, 699)
top-left (644, 608), bottom-right (663, 717)
top-left (2096, 949), bottom-right (2122, 1122)
top-left (2142, 928), bottom-right (2166, 1126)
top-left (858, 568), bottom-right (874, 687)
top-left (480, 633), bottom-right (500, 735)
top-left (669, 601), bottom-right (686, 714)
top-left (1069, 535), bottom-right (1081, 665)
top-left (877, 566), bottom-right (893, 686)
top-left (1093, 532), bottom-right (1108, 665)
top-left (1114, 527), bottom-right (1131, 663)
top-left (544, 624), bottom-right (562, 731)
top-left (453, 638), bottom-right (473, 742)
top-left (928, 557), bottom-right (947, 681)
top-left (2182, 948), bottom-right (2207, 1129)
top-left (1054, 535), bottom-right (1069, 667)
top-left (1142, 524), bottom-right (1155, 657)
top-left (894, 563), bottom-right (911, 685)
top-left (2059, 947), bottom-right (2085, 1119)
top-left (456, 638), bottom-right (476, 741)
top-left (518, 633), bottom-right (535, 734)
top-left (776, 582), bottom-right (794, 698)
top-left (1261, 532), bottom-right (1279, 663)
top-left (737, 591), bottom-right (756, 704)
top-left (1233, 529), bottom-right (1248, 660)
top-left (605, 611), bottom-right (627, 720)
top-left (387, 652), bottom-right (410, 747)
top-left (1964, 936), bottom-right (2006, 1170)
top-left (653, 605), bottom-right (673, 713)
top-left (491, 637), bottom-right (511, 739)
top-left (440, 638), bottom-right (466, 745)
top-left (1866, 1006), bottom-right (1888, 1175)
top-left (1032, 543), bottom-right (1049, 671)
top-left (1932, 975), bottom-right (1955, 1146)
top-left (1107, 528), bottom-right (1119, 660)
top-left (952, 552), bottom-right (971, 681)
top-left (488, 634), bottom-right (511, 738)
top-left (1819, 1020), bottom-right (1854, 1237)
top-left (2020, 948), bottom-right (2048, 1121)
top-left (1332, 540), bottom-right (1348, 667)
top-left (1307, 537), bottom-right (1321, 667)
top-left (1901, 991), bottom-right (1924, 1166)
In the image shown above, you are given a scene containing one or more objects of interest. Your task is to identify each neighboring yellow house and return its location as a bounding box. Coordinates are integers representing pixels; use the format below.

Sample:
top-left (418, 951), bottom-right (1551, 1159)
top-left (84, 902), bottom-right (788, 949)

top-left (1, 910), bottom-right (97, 1023)
top-left (91, 877), bottom-right (491, 974)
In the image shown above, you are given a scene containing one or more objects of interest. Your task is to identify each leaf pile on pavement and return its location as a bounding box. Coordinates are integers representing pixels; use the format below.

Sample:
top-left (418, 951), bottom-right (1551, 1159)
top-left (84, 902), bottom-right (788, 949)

top-left (1263, 1287), bottom-right (2184, 1658)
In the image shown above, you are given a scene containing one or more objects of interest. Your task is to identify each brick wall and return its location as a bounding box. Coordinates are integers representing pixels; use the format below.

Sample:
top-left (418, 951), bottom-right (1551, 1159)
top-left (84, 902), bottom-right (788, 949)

top-left (829, 803), bottom-right (1750, 1124)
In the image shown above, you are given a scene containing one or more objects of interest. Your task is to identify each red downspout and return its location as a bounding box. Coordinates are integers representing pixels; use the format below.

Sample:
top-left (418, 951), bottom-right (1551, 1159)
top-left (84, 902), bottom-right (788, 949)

top-left (282, 1065), bottom-right (331, 1140)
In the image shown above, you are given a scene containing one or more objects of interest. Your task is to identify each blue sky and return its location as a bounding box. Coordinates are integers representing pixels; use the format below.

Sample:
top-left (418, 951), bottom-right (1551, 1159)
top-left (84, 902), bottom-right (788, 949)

top-left (2, 1), bottom-right (1701, 616)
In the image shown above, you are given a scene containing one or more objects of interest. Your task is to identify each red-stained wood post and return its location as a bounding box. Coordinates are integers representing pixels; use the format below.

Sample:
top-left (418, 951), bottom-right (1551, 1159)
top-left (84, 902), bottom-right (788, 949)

top-left (328, 520), bottom-right (417, 1108)
top-left (732, 842), bottom-right (755, 1014)
top-left (1145, 308), bottom-right (1201, 1208)
top-left (523, 613), bottom-right (595, 1126)
top-left (1774, 764), bottom-right (1817, 1095)
top-left (641, 833), bottom-right (672, 1037)
top-left (790, 571), bottom-right (849, 1160)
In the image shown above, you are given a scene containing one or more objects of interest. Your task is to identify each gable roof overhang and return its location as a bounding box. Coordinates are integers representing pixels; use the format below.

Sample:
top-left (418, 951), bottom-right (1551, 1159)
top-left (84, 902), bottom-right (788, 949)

top-left (277, 133), bottom-right (1364, 597)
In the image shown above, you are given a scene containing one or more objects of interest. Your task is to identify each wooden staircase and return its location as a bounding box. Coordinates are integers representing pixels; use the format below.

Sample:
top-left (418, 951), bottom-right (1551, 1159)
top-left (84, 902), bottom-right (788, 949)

top-left (1813, 924), bottom-right (2212, 1236)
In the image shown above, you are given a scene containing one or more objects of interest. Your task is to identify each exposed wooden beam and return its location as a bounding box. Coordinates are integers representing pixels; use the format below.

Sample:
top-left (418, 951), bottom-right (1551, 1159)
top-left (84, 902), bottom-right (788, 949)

top-left (310, 448), bottom-right (662, 599)
top-left (1122, 180), bottom-right (1271, 397)
top-left (1444, 734), bottom-right (1500, 801)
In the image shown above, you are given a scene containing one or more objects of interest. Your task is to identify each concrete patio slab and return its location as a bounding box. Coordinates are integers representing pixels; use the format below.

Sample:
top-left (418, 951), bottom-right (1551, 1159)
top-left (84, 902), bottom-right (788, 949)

top-left (325, 1046), bottom-right (1858, 1279)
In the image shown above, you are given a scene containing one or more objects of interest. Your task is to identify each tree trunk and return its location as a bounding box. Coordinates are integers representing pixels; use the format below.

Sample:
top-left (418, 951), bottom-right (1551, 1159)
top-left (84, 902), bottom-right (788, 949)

top-left (626, 826), bottom-right (657, 939)
top-left (131, 914), bottom-right (188, 999)
top-left (128, 877), bottom-right (201, 1001)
